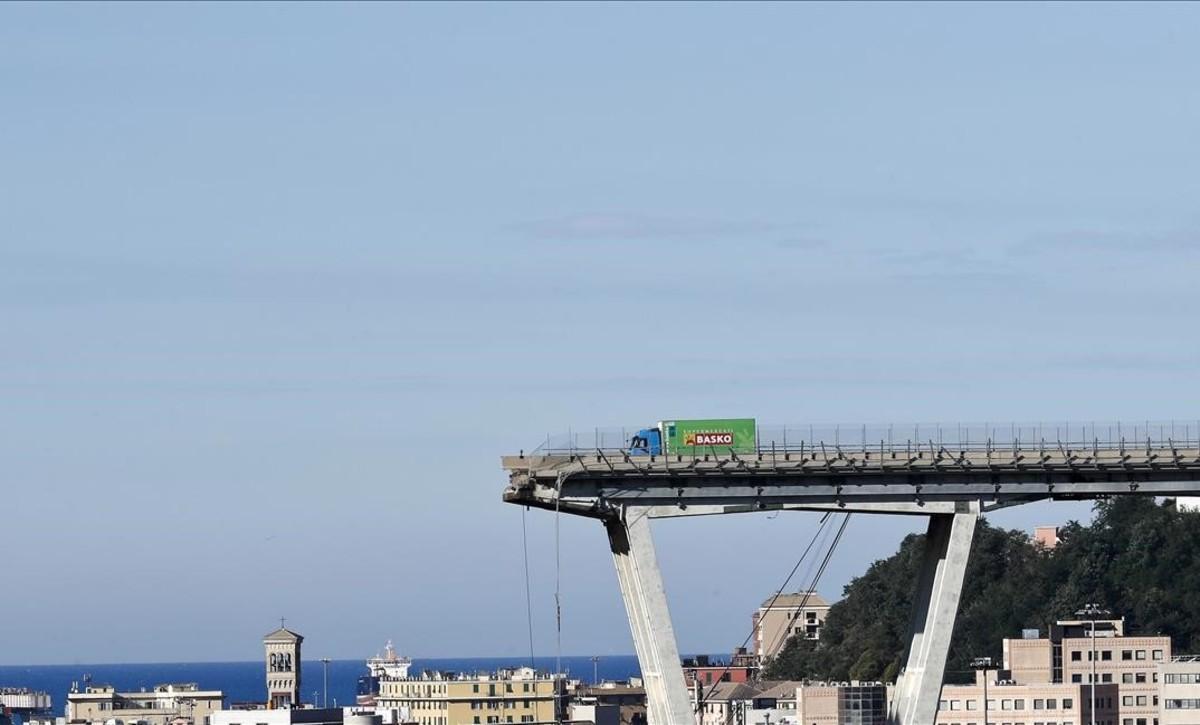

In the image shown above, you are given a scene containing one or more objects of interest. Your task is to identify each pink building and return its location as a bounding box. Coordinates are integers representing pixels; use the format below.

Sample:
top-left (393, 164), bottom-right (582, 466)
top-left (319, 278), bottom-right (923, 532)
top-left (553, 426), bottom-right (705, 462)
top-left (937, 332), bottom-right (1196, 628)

top-left (936, 668), bottom-right (1116, 725)
top-left (1003, 618), bottom-right (1169, 725)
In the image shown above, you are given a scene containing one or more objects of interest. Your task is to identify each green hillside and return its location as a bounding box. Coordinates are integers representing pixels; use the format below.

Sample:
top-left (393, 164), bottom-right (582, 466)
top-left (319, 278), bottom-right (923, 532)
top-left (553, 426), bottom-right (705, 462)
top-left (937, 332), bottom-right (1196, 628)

top-left (763, 497), bottom-right (1200, 683)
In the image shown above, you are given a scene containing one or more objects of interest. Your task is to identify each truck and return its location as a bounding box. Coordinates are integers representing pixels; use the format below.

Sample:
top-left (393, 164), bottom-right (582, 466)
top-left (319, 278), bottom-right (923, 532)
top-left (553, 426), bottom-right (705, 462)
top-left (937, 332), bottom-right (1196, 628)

top-left (628, 418), bottom-right (757, 456)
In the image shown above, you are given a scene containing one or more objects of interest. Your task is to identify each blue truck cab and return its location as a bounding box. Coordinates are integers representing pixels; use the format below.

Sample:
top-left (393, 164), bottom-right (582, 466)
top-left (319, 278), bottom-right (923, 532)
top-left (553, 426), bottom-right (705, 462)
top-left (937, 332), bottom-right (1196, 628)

top-left (628, 427), bottom-right (662, 456)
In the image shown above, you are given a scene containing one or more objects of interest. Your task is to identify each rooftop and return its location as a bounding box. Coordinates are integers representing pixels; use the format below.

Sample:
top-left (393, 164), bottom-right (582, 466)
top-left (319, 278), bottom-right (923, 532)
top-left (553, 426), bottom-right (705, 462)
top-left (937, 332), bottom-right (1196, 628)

top-left (263, 627), bottom-right (303, 643)
top-left (385, 667), bottom-right (563, 683)
top-left (760, 592), bottom-right (830, 609)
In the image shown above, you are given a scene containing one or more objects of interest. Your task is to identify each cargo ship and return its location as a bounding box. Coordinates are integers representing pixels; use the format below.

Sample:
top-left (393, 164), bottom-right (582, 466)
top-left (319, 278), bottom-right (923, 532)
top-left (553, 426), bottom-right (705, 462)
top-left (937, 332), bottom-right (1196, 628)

top-left (356, 641), bottom-right (411, 706)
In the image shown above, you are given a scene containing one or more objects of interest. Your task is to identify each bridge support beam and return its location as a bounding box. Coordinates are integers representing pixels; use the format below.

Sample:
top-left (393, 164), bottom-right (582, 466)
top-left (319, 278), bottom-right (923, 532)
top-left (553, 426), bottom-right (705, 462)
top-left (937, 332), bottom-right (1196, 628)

top-left (605, 509), bottom-right (695, 725)
top-left (889, 503), bottom-right (980, 725)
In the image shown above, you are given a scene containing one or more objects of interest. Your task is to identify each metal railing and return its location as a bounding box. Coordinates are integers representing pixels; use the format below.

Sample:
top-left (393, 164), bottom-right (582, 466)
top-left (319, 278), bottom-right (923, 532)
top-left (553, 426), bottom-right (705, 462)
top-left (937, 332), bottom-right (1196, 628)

top-left (528, 421), bottom-right (1200, 457)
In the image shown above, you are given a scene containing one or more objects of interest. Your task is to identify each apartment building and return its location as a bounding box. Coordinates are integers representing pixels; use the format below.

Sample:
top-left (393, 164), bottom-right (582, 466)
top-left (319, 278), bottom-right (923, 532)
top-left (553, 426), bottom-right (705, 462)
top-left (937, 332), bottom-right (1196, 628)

top-left (375, 668), bottom-right (563, 725)
top-left (935, 669), bottom-right (1117, 725)
top-left (794, 682), bottom-right (889, 725)
top-left (691, 680), bottom-right (800, 725)
top-left (753, 592), bottom-right (832, 661)
top-left (683, 649), bottom-right (758, 687)
top-left (66, 683), bottom-right (225, 725)
top-left (1003, 618), bottom-right (1169, 725)
top-left (570, 681), bottom-right (645, 725)
top-left (1159, 654), bottom-right (1200, 725)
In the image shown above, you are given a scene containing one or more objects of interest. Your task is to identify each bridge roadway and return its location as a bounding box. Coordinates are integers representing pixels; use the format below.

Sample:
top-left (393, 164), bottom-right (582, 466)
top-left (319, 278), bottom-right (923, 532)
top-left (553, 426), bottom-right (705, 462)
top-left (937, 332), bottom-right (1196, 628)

top-left (501, 441), bottom-right (1200, 725)
top-left (503, 442), bottom-right (1200, 515)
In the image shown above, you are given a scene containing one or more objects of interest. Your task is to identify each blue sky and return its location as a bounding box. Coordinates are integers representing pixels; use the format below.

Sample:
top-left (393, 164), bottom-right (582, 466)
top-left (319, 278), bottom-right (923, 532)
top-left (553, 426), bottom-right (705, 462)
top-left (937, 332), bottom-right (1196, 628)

top-left (2, 3), bottom-right (1199, 665)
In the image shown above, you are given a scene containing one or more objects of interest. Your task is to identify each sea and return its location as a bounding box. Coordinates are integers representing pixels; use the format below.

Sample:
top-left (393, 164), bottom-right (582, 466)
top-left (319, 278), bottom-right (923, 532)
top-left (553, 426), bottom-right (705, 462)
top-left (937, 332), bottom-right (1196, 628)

top-left (0, 656), bottom-right (648, 716)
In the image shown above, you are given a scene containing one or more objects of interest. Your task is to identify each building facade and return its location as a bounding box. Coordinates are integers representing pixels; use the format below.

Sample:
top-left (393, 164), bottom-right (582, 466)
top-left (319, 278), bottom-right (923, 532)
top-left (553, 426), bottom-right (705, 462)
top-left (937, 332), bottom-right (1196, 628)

top-left (375, 667), bottom-right (564, 725)
top-left (691, 681), bottom-right (802, 725)
top-left (1033, 526), bottom-right (1061, 549)
top-left (264, 626), bottom-right (304, 709)
top-left (66, 683), bottom-right (225, 725)
top-left (1159, 654), bottom-right (1200, 724)
top-left (210, 707), bottom-right (345, 725)
top-left (684, 650), bottom-right (758, 687)
top-left (753, 593), bottom-right (832, 662)
top-left (935, 669), bottom-right (1116, 725)
top-left (794, 682), bottom-right (889, 725)
top-left (1003, 618), bottom-right (1169, 725)
top-left (571, 682), bottom-right (645, 725)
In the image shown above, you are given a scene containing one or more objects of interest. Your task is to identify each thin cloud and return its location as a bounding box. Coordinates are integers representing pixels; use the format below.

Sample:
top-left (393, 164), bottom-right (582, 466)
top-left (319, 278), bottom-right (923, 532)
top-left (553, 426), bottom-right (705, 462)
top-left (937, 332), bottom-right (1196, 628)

top-left (1046, 352), bottom-right (1200, 373)
top-left (775, 237), bottom-right (830, 251)
top-left (1014, 228), bottom-right (1200, 255)
top-left (513, 212), bottom-right (784, 241)
top-left (875, 246), bottom-right (1027, 286)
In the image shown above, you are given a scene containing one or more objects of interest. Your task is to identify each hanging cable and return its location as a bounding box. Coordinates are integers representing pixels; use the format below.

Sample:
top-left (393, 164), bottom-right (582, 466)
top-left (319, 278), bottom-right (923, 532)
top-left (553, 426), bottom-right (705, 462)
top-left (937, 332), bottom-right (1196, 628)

top-left (521, 506), bottom-right (537, 669)
top-left (760, 513), bottom-right (852, 660)
top-left (696, 511), bottom-right (837, 711)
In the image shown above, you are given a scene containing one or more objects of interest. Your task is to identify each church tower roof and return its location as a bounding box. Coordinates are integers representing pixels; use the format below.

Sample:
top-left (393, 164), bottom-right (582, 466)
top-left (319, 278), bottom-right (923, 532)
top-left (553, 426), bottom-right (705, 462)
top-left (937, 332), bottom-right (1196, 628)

top-left (264, 627), bottom-right (303, 643)
top-left (264, 619), bottom-right (304, 643)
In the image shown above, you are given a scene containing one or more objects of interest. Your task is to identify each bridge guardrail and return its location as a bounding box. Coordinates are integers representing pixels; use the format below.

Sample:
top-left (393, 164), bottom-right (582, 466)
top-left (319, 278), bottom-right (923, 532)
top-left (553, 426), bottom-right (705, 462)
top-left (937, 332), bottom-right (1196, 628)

top-left (527, 421), bottom-right (1200, 457)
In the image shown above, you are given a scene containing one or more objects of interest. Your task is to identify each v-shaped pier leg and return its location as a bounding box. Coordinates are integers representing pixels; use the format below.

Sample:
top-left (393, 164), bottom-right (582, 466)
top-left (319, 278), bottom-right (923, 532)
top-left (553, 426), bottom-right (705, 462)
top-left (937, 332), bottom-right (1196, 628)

top-left (889, 503), bottom-right (980, 725)
top-left (605, 509), bottom-right (695, 725)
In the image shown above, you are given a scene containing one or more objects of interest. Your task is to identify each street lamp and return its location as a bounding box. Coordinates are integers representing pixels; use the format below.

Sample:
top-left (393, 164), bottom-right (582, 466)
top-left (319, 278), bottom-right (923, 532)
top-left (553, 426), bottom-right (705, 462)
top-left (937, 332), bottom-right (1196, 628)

top-left (320, 658), bottom-right (332, 708)
top-left (971, 657), bottom-right (993, 725)
top-left (1075, 603), bottom-right (1111, 725)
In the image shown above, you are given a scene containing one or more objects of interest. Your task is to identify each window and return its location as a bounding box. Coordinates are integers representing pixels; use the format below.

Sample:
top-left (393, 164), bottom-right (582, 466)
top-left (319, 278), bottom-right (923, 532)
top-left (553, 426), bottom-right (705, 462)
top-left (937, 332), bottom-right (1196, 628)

top-left (1136, 650), bottom-right (1147, 660)
top-left (1072, 651), bottom-right (1083, 662)
top-left (1153, 650), bottom-right (1164, 661)
top-left (1122, 650), bottom-right (1133, 661)
top-left (1060, 698), bottom-right (1069, 709)
top-left (1122, 674), bottom-right (1134, 684)
top-left (1071, 674), bottom-right (1082, 683)
top-left (1102, 650), bottom-right (1113, 661)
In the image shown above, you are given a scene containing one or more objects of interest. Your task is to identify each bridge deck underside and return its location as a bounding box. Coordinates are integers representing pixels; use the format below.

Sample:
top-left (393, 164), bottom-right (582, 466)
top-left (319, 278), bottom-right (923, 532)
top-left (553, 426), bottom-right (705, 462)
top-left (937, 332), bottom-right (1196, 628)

top-left (502, 446), bottom-right (1200, 517)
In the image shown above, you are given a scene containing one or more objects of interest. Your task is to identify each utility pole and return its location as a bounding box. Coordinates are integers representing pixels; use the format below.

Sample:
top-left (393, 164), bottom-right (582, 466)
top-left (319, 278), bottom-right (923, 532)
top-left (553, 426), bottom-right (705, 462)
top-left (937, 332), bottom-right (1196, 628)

top-left (1075, 603), bottom-right (1111, 725)
top-left (971, 657), bottom-right (992, 725)
top-left (320, 658), bottom-right (332, 708)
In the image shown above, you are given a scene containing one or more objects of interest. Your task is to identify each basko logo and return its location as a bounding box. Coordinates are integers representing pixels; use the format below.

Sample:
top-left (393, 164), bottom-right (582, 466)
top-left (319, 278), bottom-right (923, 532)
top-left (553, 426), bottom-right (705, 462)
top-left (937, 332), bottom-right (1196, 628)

top-left (685, 431), bottom-right (735, 446)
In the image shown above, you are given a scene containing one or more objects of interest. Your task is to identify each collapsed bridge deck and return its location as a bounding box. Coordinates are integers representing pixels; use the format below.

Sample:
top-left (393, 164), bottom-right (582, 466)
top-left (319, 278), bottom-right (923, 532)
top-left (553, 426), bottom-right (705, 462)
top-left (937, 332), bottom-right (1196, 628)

top-left (503, 442), bottom-right (1200, 517)
top-left (500, 422), bottom-right (1200, 725)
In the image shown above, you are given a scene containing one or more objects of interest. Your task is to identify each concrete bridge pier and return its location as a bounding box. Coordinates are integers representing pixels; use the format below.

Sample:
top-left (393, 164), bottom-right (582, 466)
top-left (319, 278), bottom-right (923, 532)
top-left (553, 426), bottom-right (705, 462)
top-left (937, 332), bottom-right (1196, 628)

top-left (888, 502), bottom-right (980, 725)
top-left (605, 508), bottom-right (696, 725)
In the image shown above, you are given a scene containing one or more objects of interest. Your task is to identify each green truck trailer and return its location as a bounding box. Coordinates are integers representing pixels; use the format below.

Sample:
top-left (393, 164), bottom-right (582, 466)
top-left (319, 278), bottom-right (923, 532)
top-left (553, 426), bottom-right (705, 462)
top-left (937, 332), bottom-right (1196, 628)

top-left (628, 418), bottom-right (757, 455)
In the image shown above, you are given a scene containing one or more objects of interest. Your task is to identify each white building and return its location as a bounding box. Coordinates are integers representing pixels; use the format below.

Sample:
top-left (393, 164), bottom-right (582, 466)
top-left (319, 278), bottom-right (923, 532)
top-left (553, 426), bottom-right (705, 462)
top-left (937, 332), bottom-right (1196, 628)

top-left (66, 684), bottom-right (224, 725)
top-left (209, 709), bottom-right (352, 725)
top-left (1160, 654), bottom-right (1200, 724)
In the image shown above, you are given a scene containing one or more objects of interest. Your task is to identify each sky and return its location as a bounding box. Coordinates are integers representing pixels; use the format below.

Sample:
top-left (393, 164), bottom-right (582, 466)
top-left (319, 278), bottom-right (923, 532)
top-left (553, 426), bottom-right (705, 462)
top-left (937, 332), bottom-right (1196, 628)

top-left (2, 2), bottom-right (1199, 666)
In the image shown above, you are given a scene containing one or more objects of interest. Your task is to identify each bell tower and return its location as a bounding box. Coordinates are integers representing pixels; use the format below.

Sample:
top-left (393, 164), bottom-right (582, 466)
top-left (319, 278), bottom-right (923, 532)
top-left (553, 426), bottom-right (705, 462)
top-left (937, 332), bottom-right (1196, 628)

top-left (264, 619), bottom-right (303, 708)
